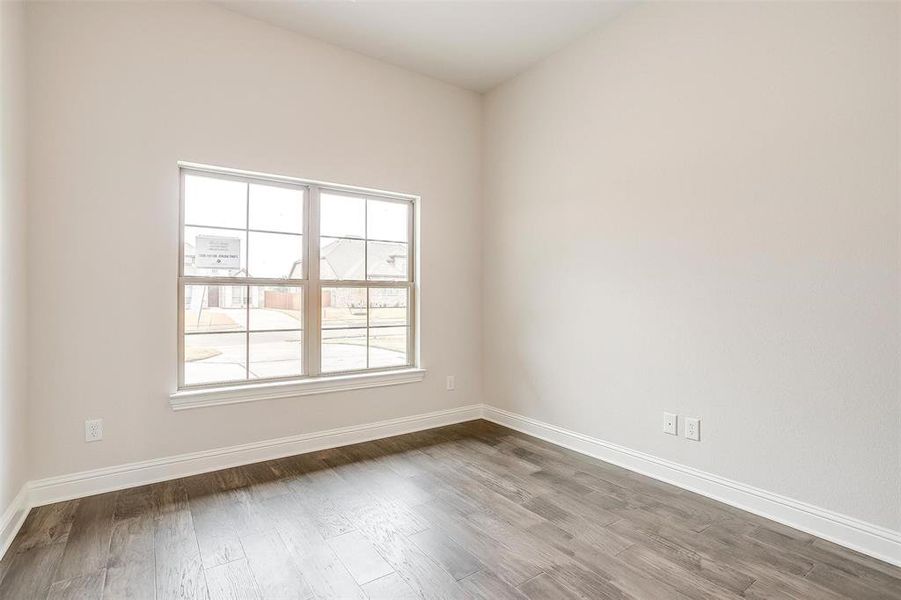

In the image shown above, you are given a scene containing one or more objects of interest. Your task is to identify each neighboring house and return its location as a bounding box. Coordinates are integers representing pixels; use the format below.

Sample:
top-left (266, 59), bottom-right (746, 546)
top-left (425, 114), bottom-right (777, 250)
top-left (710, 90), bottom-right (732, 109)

top-left (185, 237), bottom-right (407, 310)
top-left (319, 238), bottom-right (407, 282)
top-left (321, 238), bottom-right (407, 309)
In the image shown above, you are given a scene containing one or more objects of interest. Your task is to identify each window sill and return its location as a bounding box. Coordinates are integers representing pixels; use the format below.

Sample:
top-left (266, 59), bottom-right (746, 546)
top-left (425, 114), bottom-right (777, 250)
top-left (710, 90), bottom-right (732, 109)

top-left (169, 368), bottom-right (427, 411)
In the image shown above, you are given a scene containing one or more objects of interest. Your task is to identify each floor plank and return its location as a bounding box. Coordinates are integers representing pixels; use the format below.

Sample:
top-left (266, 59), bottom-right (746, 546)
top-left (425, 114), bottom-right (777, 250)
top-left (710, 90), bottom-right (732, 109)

top-left (361, 571), bottom-right (421, 599)
top-left (7, 501), bottom-right (78, 556)
top-left (278, 454), bottom-right (356, 540)
top-left (53, 493), bottom-right (118, 582)
top-left (183, 472), bottom-right (246, 568)
top-left (350, 517), bottom-right (469, 600)
top-left (104, 514), bottom-right (156, 600)
top-left (240, 530), bottom-right (313, 600)
top-left (0, 543), bottom-right (65, 599)
top-left (458, 569), bottom-right (530, 600)
top-left (408, 527), bottom-right (483, 580)
top-left (327, 530), bottom-right (394, 585)
top-left (46, 569), bottom-right (106, 600)
top-left (260, 492), bottom-right (366, 599)
top-left (204, 558), bottom-right (261, 600)
top-left (154, 483), bottom-right (208, 600)
top-left (517, 572), bottom-right (583, 600)
top-left (412, 500), bottom-right (544, 587)
top-left (293, 548), bottom-right (368, 599)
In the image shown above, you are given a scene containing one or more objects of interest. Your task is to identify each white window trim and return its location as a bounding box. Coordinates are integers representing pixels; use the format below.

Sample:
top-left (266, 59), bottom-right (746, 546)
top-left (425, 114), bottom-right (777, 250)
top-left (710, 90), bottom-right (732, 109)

top-left (173, 162), bottom-right (422, 408)
top-left (169, 367), bottom-right (427, 410)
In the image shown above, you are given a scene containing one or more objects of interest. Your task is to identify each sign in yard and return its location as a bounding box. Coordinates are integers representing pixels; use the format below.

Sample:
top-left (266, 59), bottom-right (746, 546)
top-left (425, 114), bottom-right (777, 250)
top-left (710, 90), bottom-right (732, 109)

top-left (195, 235), bottom-right (241, 269)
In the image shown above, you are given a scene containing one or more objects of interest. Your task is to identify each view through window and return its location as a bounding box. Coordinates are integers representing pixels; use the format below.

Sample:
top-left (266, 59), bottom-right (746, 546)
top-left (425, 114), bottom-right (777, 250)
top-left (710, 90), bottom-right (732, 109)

top-left (179, 166), bottom-right (415, 388)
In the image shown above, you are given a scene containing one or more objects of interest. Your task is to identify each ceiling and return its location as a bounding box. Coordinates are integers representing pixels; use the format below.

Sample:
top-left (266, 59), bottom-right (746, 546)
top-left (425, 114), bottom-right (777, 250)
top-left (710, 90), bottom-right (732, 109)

top-left (217, 1), bottom-right (630, 92)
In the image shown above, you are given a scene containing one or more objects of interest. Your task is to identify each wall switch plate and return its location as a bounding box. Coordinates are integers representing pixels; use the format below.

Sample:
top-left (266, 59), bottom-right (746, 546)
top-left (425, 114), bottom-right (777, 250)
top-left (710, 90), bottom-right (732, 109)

top-left (85, 418), bottom-right (103, 442)
top-left (663, 412), bottom-right (677, 436)
top-left (446, 376), bottom-right (455, 391)
top-left (685, 417), bottom-right (700, 441)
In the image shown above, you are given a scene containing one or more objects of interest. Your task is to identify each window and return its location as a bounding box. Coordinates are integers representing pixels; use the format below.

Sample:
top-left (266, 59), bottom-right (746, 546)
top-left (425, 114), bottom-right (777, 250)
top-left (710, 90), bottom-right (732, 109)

top-left (178, 165), bottom-right (416, 392)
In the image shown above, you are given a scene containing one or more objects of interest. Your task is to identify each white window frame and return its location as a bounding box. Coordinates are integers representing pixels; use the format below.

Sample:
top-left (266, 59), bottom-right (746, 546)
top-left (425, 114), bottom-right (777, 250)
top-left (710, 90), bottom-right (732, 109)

top-left (171, 162), bottom-right (423, 409)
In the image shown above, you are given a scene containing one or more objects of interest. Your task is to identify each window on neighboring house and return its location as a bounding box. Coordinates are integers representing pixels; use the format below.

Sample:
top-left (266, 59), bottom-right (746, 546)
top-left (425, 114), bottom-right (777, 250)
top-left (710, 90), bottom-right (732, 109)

top-left (178, 165), bottom-right (416, 389)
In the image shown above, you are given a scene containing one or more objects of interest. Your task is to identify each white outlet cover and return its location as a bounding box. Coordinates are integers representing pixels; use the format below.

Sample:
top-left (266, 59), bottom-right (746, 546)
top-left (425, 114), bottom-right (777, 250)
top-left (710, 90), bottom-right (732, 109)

top-left (685, 417), bottom-right (701, 441)
top-left (663, 412), bottom-right (677, 436)
top-left (85, 418), bottom-right (103, 442)
top-left (446, 375), bottom-right (455, 391)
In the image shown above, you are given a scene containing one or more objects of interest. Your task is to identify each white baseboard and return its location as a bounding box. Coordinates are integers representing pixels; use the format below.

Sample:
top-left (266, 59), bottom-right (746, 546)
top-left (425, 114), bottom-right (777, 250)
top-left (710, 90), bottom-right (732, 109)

top-left (482, 405), bottom-right (901, 568)
top-left (27, 404), bottom-right (483, 508)
top-left (6, 402), bottom-right (900, 570)
top-left (0, 485), bottom-right (30, 560)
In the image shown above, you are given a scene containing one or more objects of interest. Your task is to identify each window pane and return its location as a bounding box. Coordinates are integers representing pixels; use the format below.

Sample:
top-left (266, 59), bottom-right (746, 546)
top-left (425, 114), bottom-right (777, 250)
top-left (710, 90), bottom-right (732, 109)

top-left (367, 241), bottom-right (408, 281)
top-left (249, 286), bottom-right (302, 331)
top-left (368, 199), bottom-right (408, 242)
top-left (248, 231), bottom-right (303, 279)
top-left (184, 285), bottom-right (247, 333)
top-left (184, 332), bottom-right (246, 385)
top-left (369, 327), bottom-right (408, 369)
top-left (184, 174), bottom-right (246, 229)
top-left (322, 328), bottom-right (366, 373)
top-left (321, 192), bottom-right (365, 238)
top-left (320, 237), bottom-right (364, 280)
top-left (322, 287), bottom-right (366, 329)
top-left (184, 227), bottom-right (247, 277)
top-left (369, 288), bottom-right (408, 327)
top-left (249, 331), bottom-right (302, 379)
top-left (249, 184), bottom-right (303, 234)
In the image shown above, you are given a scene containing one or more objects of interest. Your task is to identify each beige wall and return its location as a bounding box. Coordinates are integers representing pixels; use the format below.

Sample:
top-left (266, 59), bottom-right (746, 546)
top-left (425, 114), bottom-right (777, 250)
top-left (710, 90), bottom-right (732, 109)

top-left (1, 0), bottom-right (29, 514)
top-left (25, 1), bottom-right (482, 479)
top-left (483, 1), bottom-right (901, 530)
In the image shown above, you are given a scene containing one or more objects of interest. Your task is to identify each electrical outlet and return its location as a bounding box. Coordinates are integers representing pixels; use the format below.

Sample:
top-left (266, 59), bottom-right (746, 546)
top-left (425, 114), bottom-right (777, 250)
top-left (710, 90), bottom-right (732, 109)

top-left (85, 418), bottom-right (103, 442)
top-left (663, 412), bottom-right (677, 436)
top-left (446, 375), bottom-right (455, 391)
top-left (685, 417), bottom-right (701, 441)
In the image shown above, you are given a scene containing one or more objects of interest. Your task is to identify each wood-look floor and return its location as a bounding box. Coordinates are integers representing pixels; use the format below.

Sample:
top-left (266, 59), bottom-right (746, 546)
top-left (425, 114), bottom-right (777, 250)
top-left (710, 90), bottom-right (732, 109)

top-left (2, 420), bottom-right (900, 599)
